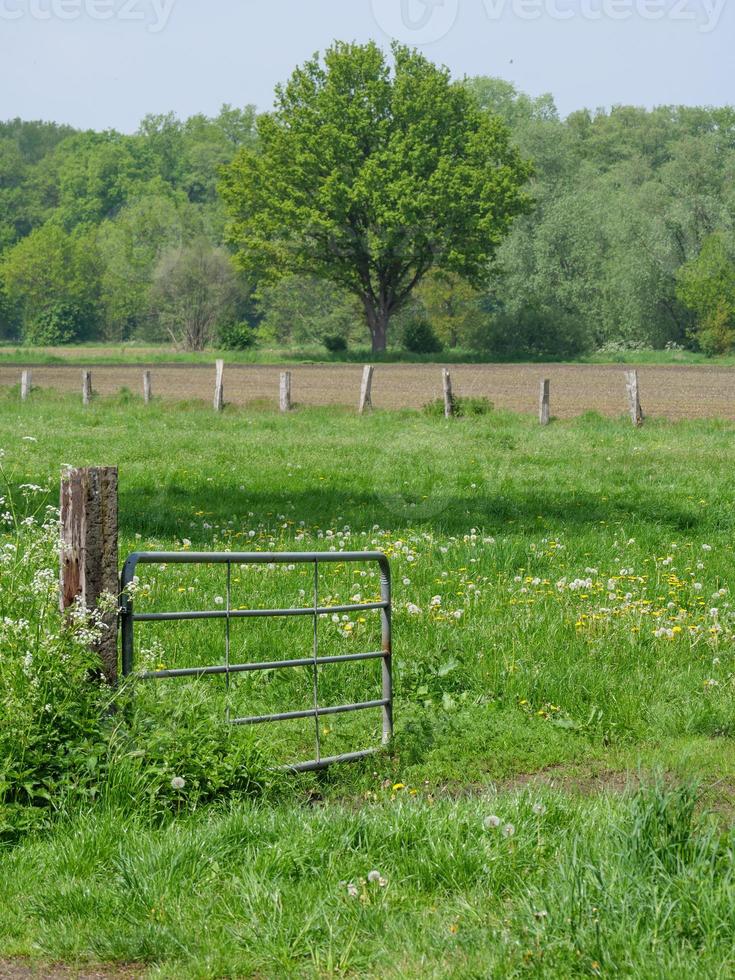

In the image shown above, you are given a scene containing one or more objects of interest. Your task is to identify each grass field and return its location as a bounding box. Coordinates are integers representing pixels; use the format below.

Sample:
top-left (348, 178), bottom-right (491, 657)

top-left (2, 342), bottom-right (732, 367)
top-left (1, 389), bottom-right (735, 977)
top-left (3, 359), bottom-right (735, 420)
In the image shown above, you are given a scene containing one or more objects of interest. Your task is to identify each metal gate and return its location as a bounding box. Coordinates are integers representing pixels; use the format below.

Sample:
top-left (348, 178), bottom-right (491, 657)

top-left (120, 551), bottom-right (392, 772)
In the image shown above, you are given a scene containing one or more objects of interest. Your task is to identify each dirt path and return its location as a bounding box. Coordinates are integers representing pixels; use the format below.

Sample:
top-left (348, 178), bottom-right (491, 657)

top-left (0, 962), bottom-right (144, 979)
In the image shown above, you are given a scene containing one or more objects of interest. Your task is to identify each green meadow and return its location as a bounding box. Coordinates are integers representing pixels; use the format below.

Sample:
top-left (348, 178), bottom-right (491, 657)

top-left (1, 388), bottom-right (735, 978)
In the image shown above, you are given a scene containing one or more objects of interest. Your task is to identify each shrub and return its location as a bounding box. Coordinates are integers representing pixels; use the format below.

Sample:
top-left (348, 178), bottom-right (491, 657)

top-left (475, 305), bottom-right (590, 359)
top-left (22, 303), bottom-right (81, 346)
top-left (697, 304), bottom-right (735, 356)
top-left (0, 474), bottom-right (268, 840)
top-left (0, 502), bottom-right (112, 839)
top-left (402, 319), bottom-right (443, 354)
top-left (217, 320), bottom-right (256, 350)
top-left (323, 334), bottom-right (348, 353)
top-left (423, 396), bottom-right (493, 418)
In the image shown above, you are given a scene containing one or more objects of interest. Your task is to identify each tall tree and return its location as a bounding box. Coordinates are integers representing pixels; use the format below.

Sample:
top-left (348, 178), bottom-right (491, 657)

top-left (150, 239), bottom-right (238, 351)
top-left (677, 233), bottom-right (735, 353)
top-left (220, 42), bottom-right (532, 353)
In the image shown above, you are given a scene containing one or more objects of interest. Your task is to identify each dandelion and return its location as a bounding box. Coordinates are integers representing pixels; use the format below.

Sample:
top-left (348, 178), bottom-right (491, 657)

top-left (402, 577), bottom-right (411, 586)
top-left (693, 583), bottom-right (703, 592)
top-left (483, 815), bottom-right (501, 830)
top-left (532, 802), bottom-right (547, 816)
top-left (502, 823), bottom-right (515, 838)
top-left (214, 596), bottom-right (224, 605)
top-left (702, 544), bottom-right (712, 552)
top-left (406, 603), bottom-right (422, 615)
top-left (171, 776), bottom-right (186, 790)
top-left (367, 870), bottom-right (382, 883)
top-left (346, 882), bottom-right (359, 898)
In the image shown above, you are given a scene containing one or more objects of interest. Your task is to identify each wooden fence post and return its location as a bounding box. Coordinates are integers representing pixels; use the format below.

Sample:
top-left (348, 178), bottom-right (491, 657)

top-left (82, 370), bottom-right (92, 405)
top-left (20, 369), bottom-right (32, 401)
top-left (625, 370), bottom-right (643, 426)
top-left (213, 359), bottom-right (224, 412)
top-left (442, 368), bottom-right (454, 419)
top-left (143, 370), bottom-right (152, 405)
top-left (359, 365), bottom-right (374, 414)
top-left (60, 467), bottom-right (119, 685)
top-left (539, 378), bottom-right (550, 425)
top-left (280, 371), bottom-right (292, 412)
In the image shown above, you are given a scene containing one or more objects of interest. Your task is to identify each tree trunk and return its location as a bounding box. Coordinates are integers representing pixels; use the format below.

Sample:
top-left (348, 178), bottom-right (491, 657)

top-left (363, 301), bottom-right (390, 354)
top-left (371, 318), bottom-right (388, 354)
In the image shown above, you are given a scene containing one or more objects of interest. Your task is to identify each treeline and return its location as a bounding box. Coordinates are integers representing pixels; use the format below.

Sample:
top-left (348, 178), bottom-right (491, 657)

top-left (1, 82), bottom-right (734, 356)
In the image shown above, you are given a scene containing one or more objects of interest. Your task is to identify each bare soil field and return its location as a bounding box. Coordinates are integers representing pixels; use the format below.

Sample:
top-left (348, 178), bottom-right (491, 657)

top-left (3, 361), bottom-right (735, 420)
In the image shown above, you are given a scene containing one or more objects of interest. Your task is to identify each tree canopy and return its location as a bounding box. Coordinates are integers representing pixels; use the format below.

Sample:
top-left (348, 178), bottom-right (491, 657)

top-left (220, 41), bottom-right (532, 352)
top-left (0, 57), bottom-right (734, 356)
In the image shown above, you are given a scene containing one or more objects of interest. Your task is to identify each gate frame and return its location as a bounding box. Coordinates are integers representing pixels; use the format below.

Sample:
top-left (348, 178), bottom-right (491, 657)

top-left (120, 550), bottom-right (392, 772)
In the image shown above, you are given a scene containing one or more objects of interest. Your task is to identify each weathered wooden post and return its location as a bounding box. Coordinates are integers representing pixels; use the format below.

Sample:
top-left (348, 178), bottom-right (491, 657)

top-left (280, 371), bottom-right (292, 412)
top-left (213, 359), bottom-right (224, 412)
top-left (143, 370), bottom-right (152, 405)
top-left (539, 378), bottom-right (550, 426)
top-left (625, 370), bottom-right (643, 426)
top-left (359, 365), bottom-right (374, 414)
top-left (20, 369), bottom-right (32, 401)
top-left (442, 368), bottom-right (454, 419)
top-left (82, 370), bottom-right (92, 405)
top-left (60, 467), bottom-right (119, 685)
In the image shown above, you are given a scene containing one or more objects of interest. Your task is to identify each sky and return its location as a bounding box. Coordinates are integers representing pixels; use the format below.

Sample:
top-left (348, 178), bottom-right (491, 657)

top-left (0, 0), bottom-right (732, 131)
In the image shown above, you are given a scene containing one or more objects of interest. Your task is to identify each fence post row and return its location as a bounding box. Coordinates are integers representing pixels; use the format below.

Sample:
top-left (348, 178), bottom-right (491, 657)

top-left (442, 368), bottom-right (454, 419)
top-left (59, 466), bottom-right (119, 685)
top-left (539, 378), bottom-right (550, 425)
top-left (280, 371), bottom-right (292, 412)
top-left (359, 365), bottom-right (374, 414)
top-left (213, 359), bottom-right (224, 412)
top-left (625, 370), bottom-right (643, 426)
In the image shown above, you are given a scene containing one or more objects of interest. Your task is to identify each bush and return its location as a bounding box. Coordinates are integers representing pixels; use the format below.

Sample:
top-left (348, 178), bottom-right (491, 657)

top-left (0, 478), bottom-right (268, 840)
top-left (217, 321), bottom-right (256, 350)
top-left (697, 304), bottom-right (735, 356)
top-left (22, 303), bottom-right (81, 346)
top-left (402, 319), bottom-right (443, 354)
top-left (423, 396), bottom-right (493, 418)
top-left (0, 505), bottom-right (112, 839)
top-left (323, 334), bottom-right (348, 353)
top-left (474, 305), bottom-right (590, 359)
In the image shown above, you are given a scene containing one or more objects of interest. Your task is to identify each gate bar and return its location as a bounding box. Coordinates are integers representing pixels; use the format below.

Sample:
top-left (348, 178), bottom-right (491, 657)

top-left (140, 649), bottom-right (386, 681)
top-left (230, 698), bottom-right (389, 727)
top-left (132, 600), bottom-right (387, 623)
